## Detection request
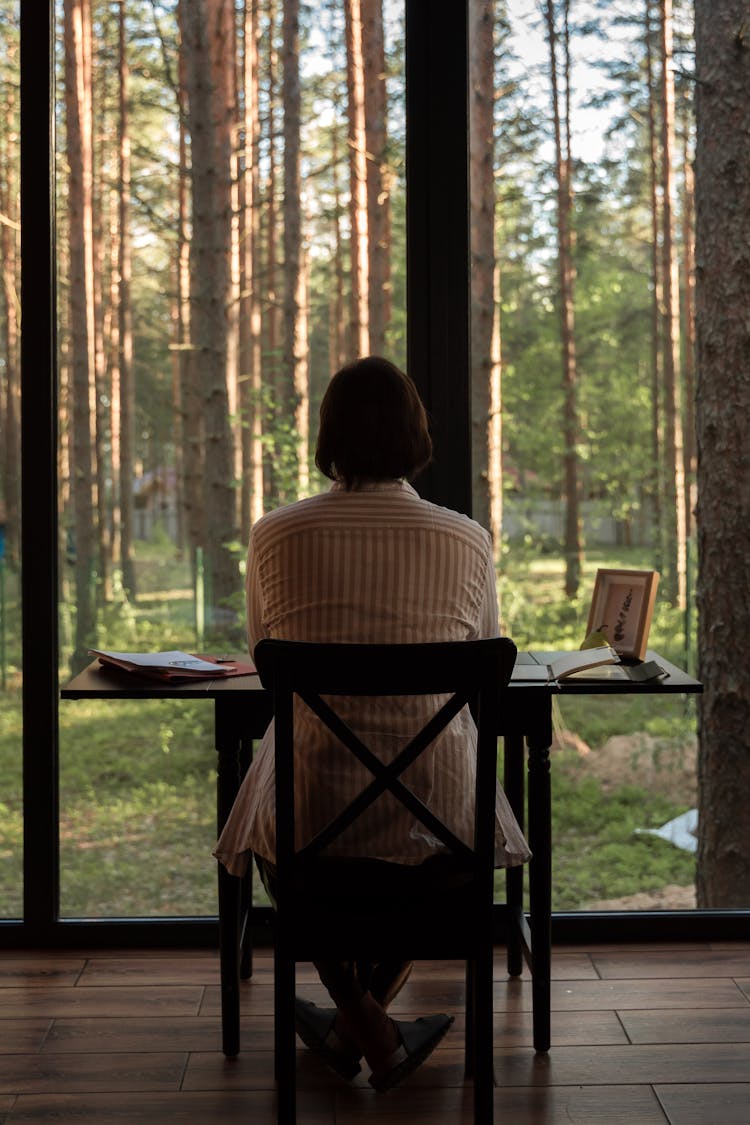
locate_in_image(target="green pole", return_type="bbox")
[195,546,205,650]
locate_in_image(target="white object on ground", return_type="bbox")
[635,808,698,853]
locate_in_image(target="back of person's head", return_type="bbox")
[315,356,433,489]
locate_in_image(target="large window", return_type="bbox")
[4,1,748,943]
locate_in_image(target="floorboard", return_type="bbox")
[1,943,748,1124]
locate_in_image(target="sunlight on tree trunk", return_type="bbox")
[64,0,99,669]
[469,0,495,535]
[658,0,687,608]
[117,0,136,601]
[345,0,370,357]
[362,0,390,354]
[545,0,581,599]
[0,35,20,567]
[644,0,663,575]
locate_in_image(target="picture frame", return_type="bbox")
[585,569,660,661]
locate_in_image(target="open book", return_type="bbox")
[513,646,621,682]
[89,649,256,681]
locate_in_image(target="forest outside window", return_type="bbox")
[54,0,405,918]
[467,0,711,911]
[4,0,746,931]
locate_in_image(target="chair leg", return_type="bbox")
[274,943,296,1123]
[464,959,475,1078]
[218,864,241,1057]
[472,946,495,1123]
[239,866,253,980]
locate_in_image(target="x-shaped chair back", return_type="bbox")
[255,637,518,887]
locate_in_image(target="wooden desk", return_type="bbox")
[62,649,701,1057]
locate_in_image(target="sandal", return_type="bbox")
[368,1012,454,1092]
[294,997,362,1081]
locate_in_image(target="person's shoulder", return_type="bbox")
[417,495,493,553]
[249,492,333,540]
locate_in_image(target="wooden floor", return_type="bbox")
[1,941,749,1123]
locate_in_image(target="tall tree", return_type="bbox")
[469,0,498,537]
[264,0,282,501]
[239,0,265,537]
[544,0,582,598]
[345,0,370,356]
[658,0,687,607]
[644,0,663,571]
[281,0,309,495]
[362,0,390,353]
[175,22,203,564]
[0,26,20,566]
[64,0,98,667]
[180,0,240,627]
[694,0,750,907]
[117,0,136,600]
[680,121,696,539]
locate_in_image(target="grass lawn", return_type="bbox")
[0,541,698,917]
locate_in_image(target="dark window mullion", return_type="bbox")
[20,0,60,937]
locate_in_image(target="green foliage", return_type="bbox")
[0,548,700,919]
[549,762,695,911]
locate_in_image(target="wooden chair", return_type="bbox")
[253,635,521,1123]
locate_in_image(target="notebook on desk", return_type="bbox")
[511,650,668,684]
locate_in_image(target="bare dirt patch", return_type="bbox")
[554,730,697,807]
[587,883,696,910]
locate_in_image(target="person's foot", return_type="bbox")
[294,997,362,1081]
[336,991,453,1091]
[367,1013,454,1091]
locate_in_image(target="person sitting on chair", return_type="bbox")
[214,355,530,1091]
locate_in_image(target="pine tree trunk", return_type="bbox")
[469,0,495,533]
[330,120,347,373]
[91,52,110,607]
[644,0,663,572]
[118,0,137,600]
[282,0,309,497]
[64,0,98,668]
[239,0,264,535]
[658,0,687,607]
[176,25,202,562]
[545,0,581,598]
[265,0,281,500]
[181,0,240,629]
[362,0,390,353]
[681,127,696,540]
[489,252,503,559]
[345,0,370,356]
[694,0,750,907]
[0,41,20,566]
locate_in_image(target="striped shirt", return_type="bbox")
[213,480,530,875]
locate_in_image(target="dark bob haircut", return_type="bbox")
[315,356,432,489]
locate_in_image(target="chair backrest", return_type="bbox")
[254,637,517,897]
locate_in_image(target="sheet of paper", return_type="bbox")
[90,649,231,674]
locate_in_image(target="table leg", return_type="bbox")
[238,725,254,981]
[216,697,245,1057]
[504,731,525,977]
[527,714,552,1054]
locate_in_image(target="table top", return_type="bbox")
[61,650,701,700]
